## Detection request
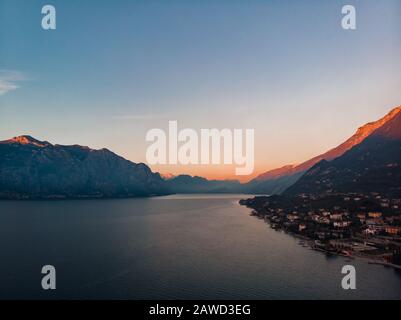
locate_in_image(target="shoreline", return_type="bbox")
[243,203,401,272]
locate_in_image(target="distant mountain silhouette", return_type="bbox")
[160,173,176,180]
[2,106,400,199]
[0,136,168,199]
[284,107,401,197]
[247,106,401,194]
[165,175,243,194]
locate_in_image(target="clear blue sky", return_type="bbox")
[1,0,400,180]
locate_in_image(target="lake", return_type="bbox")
[0,194,400,299]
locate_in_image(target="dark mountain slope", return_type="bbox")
[247,106,401,194]
[284,110,401,197]
[0,136,168,199]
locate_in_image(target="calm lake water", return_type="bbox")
[0,194,400,300]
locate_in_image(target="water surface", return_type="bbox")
[0,194,400,299]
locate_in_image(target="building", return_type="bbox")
[299,224,307,232]
[330,213,343,221]
[287,214,299,222]
[368,212,382,218]
[385,226,401,236]
[333,221,352,228]
[357,213,366,223]
[363,227,377,236]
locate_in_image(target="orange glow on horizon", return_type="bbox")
[151,164,275,183]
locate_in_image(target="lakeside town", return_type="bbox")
[240,192,401,268]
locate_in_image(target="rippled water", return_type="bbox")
[0,194,400,299]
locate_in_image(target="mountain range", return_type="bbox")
[284,105,401,197]
[165,175,243,194]
[0,136,168,199]
[246,105,401,194]
[0,105,400,199]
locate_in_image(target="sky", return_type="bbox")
[0,0,400,181]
